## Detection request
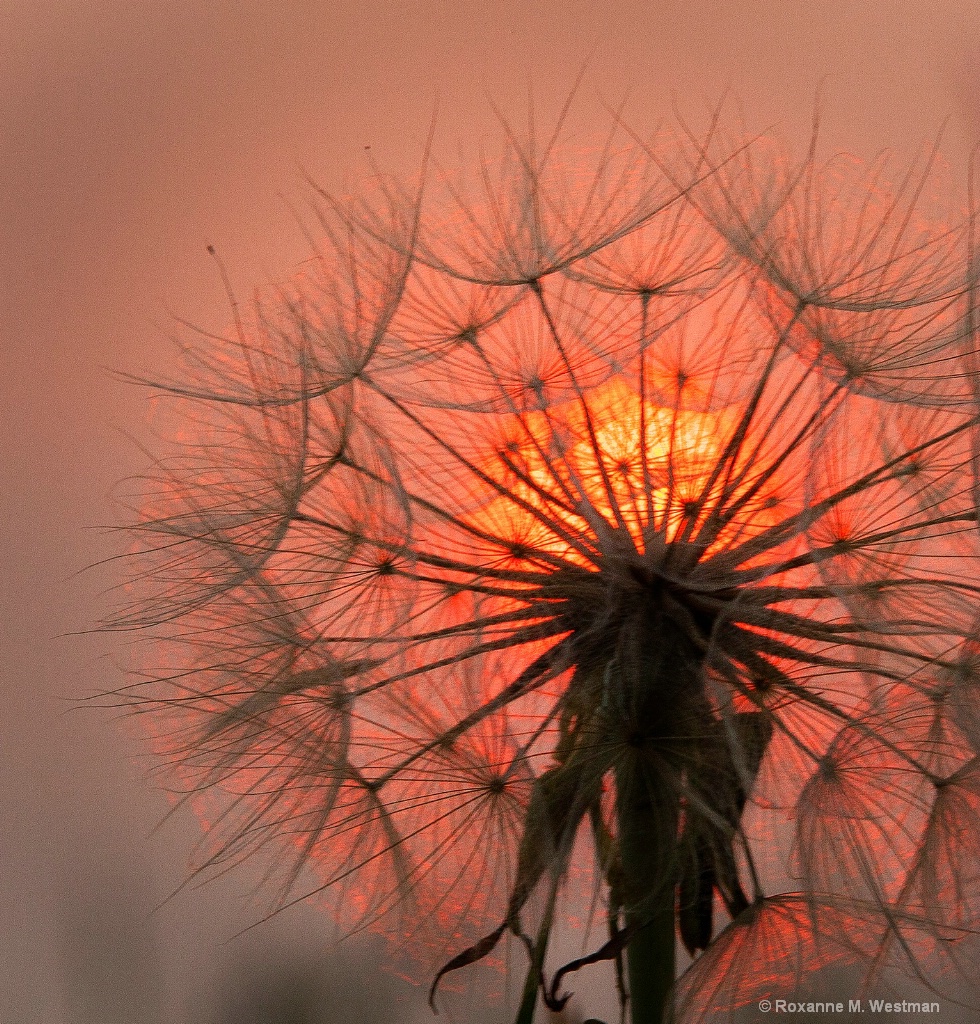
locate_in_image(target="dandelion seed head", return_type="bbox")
[113,108,980,1022]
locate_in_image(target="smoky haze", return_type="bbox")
[3,2,979,1021]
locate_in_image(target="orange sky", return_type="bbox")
[4,2,980,1020]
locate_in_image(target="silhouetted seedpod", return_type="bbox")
[111,104,980,1024]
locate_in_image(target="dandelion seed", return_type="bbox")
[112,107,980,1024]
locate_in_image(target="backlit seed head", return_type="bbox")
[112,107,980,1022]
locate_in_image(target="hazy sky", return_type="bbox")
[4,3,980,1021]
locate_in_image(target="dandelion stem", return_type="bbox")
[615,756,679,1024]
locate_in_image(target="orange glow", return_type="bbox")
[471,374,792,564]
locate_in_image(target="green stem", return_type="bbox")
[615,758,679,1024]
[514,884,557,1024]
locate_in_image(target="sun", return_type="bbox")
[470,372,796,576]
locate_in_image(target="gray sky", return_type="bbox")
[3,2,979,1021]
